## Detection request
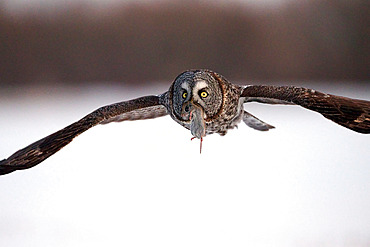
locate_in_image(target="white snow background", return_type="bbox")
[0,82,369,247]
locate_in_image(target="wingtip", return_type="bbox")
[0,159,16,175]
[259,124,275,131]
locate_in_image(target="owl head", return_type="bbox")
[168,69,228,138]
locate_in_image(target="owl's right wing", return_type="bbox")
[0,94,168,175]
[241,85,370,134]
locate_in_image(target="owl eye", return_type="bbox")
[182,92,188,99]
[199,90,208,98]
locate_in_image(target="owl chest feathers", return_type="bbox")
[204,87,245,136]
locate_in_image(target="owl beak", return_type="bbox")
[181,101,204,121]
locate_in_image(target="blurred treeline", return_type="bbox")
[0,0,369,87]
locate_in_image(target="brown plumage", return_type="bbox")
[1,69,369,175]
[241,86,370,134]
[0,96,166,175]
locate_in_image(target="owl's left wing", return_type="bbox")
[241,85,370,134]
[0,95,168,175]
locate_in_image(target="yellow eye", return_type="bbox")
[200,91,208,98]
[182,92,188,99]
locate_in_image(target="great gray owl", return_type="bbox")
[1,69,369,175]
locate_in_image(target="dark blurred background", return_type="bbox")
[0,0,369,87]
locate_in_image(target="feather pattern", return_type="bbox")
[242,85,370,133]
[242,111,275,131]
[0,95,162,175]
